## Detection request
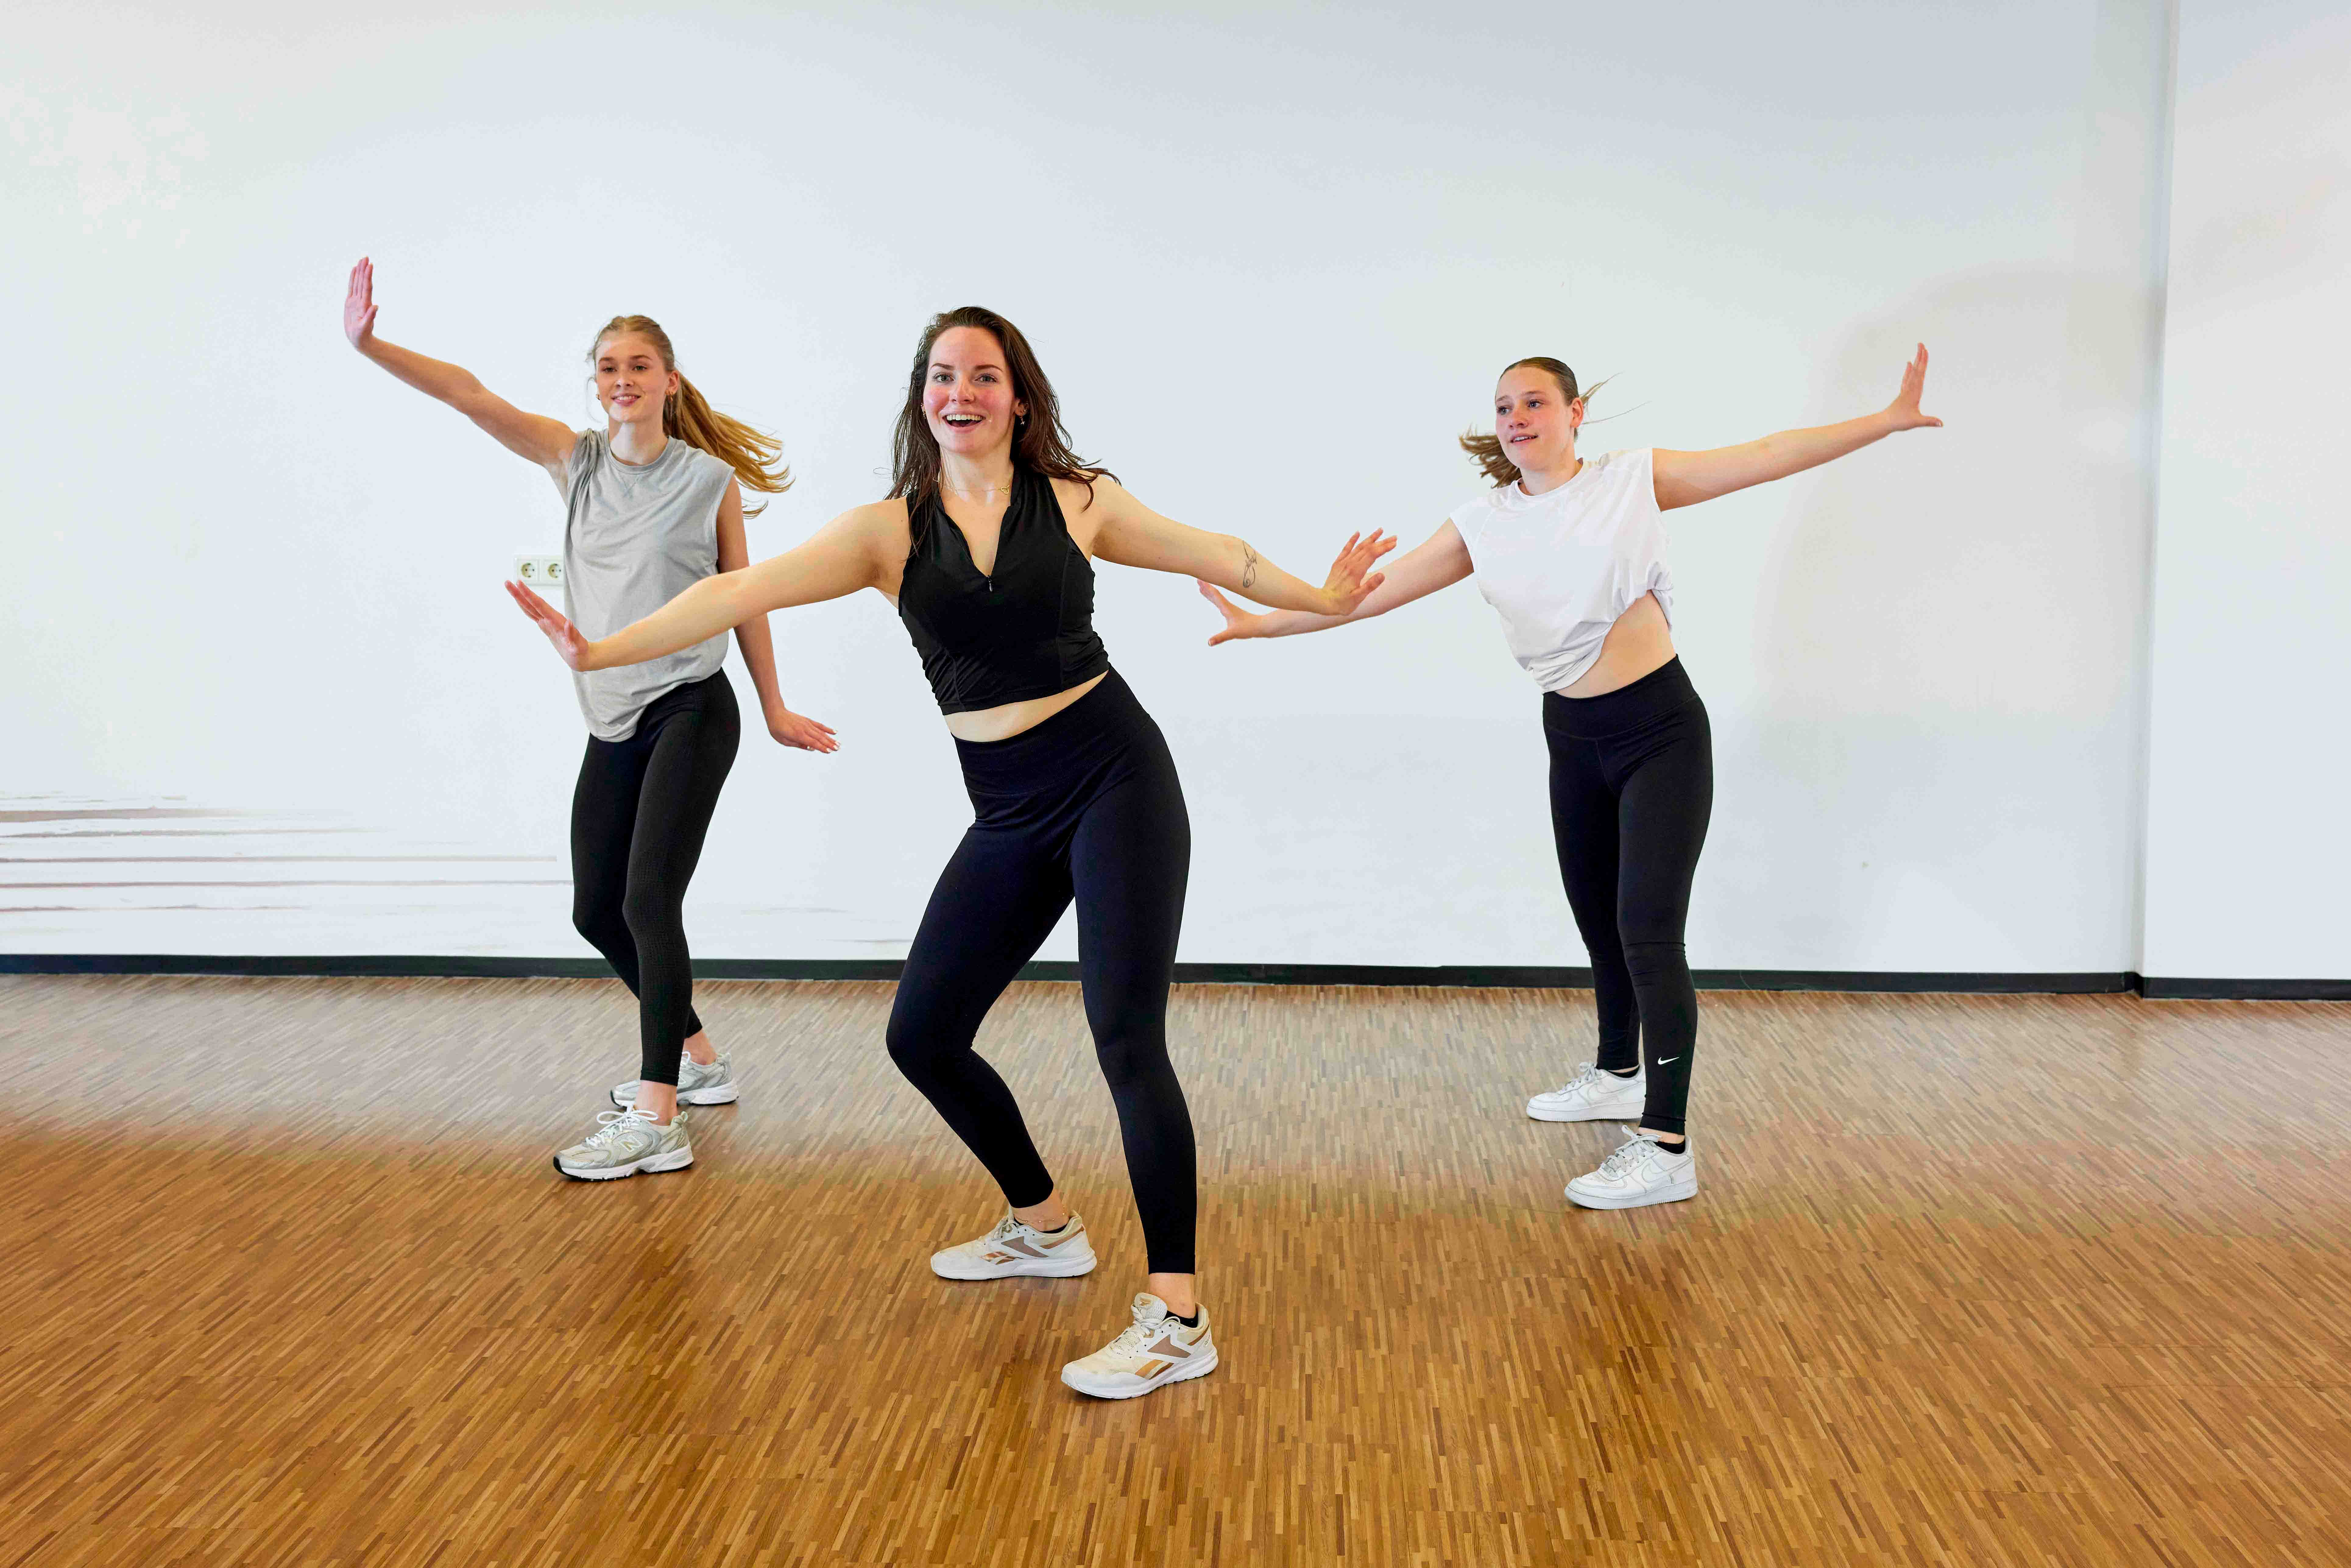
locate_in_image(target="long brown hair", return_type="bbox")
[889,306,1112,523]
[1458,356,1608,488]
[589,316,790,515]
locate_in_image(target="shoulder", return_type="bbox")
[1446,486,1503,531]
[1049,471,1121,516]
[838,497,912,539]
[1592,448,1654,481]
[569,429,602,470]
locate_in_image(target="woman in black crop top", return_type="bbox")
[506,304,1395,1401]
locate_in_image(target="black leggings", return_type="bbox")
[1544,658,1713,1135]
[886,670,1198,1274]
[570,669,739,1086]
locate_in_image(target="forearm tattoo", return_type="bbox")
[1240,542,1259,591]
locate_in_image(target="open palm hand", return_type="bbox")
[1886,343,1941,431]
[504,579,593,670]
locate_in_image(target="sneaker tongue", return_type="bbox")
[1131,1292,1169,1324]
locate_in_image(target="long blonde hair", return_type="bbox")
[589,315,790,514]
[1458,357,1609,488]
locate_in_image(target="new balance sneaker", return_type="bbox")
[1526,1062,1646,1122]
[1061,1293,1218,1400]
[929,1212,1098,1280]
[553,1105,693,1181]
[612,1050,739,1108]
[1564,1129,1697,1210]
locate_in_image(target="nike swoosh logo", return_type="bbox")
[1656,1057,1679,1065]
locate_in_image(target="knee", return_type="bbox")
[885,1000,954,1079]
[1618,937,1689,987]
[572,894,623,948]
[1091,1026,1172,1092]
[620,883,680,945]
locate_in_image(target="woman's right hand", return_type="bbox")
[1196,581,1268,646]
[343,257,379,349]
[504,580,596,671]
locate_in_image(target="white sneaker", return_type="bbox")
[613,1050,739,1108]
[1526,1062,1646,1122]
[1061,1293,1219,1400]
[1565,1129,1697,1210]
[554,1105,693,1181]
[930,1212,1098,1280]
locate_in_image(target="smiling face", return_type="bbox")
[923,326,1026,462]
[593,332,679,429]
[1493,364,1583,478]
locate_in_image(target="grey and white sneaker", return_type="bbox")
[612,1051,739,1108]
[1565,1129,1696,1210]
[1526,1062,1645,1122]
[553,1105,694,1181]
[1061,1293,1218,1400]
[930,1212,1098,1280]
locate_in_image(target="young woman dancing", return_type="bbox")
[343,258,836,1181]
[506,305,1391,1398]
[1199,347,1942,1209]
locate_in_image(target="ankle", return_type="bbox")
[1013,1199,1070,1233]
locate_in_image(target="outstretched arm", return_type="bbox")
[507,503,893,672]
[715,482,838,753]
[1197,520,1472,644]
[1082,478,1395,616]
[343,257,577,479]
[1651,343,1942,511]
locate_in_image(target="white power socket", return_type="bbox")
[512,553,565,592]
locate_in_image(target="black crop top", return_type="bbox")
[898,468,1111,714]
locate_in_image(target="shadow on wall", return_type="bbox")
[1723,267,2159,968]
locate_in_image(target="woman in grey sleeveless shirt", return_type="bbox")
[343,258,835,1180]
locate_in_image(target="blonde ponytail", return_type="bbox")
[1458,357,1607,488]
[590,316,791,515]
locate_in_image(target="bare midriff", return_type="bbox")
[943,671,1109,743]
[1556,592,1676,698]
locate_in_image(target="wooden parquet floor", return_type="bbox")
[2,975,2347,1566]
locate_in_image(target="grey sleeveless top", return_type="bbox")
[560,430,733,740]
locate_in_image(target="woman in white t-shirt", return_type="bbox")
[1198,348,1941,1209]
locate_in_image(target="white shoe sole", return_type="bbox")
[1526,1098,1643,1123]
[1062,1346,1220,1400]
[555,1147,695,1181]
[612,1081,739,1107]
[931,1250,1097,1281]
[1564,1176,1697,1210]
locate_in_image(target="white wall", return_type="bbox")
[2142,0,2351,981]
[4,0,2179,970]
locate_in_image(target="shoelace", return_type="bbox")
[1551,1062,1604,1096]
[1596,1132,1664,1178]
[1105,1300,1173,1357]
[585,1105,661,1147]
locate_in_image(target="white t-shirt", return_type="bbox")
[1446,448,1673,694]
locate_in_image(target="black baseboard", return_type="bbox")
[4,954,2340,999]
[2139,975,2351,1001]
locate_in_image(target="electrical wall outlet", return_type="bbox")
[512,553,565,592]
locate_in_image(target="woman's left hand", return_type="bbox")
[1318,530,1398,616]
[1885,343,1943,432]
[504,580,595,670]
[765,704,839,753]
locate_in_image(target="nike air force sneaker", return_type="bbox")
[1564,1129,1697,1210]
[930,1212,1098,1280]
[1526,1062,1646,1122]
[1061,1293,1219,1400]
[553,1105,694,1181]
[612,1051,739,1108]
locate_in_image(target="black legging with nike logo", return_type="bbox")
[1543,657,1713,1135]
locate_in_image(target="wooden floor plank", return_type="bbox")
[3,975,2347,1566]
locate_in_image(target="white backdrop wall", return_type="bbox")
[2142,0,2351,981]
[5,0,2182,970]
